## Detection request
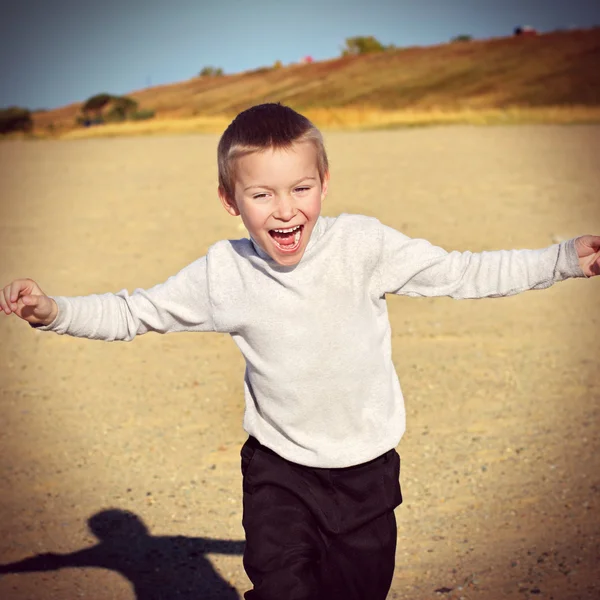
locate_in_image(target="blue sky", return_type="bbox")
[1,0,599,110]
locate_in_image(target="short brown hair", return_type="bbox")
[217,103,328,201]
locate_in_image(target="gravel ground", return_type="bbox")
[0,125,599,599]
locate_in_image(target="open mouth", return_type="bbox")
[268,224,304,252]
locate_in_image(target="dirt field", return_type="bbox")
[0,126,599,599]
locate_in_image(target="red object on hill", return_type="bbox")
[514,26,538,36]
[300,55,314,64]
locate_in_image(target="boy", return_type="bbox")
[1,103,599,600]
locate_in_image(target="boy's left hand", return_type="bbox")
[574,235,600,277]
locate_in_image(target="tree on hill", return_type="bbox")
[341,36,388,56]
[82,93,113,112]
[77,94,148,126]
[199,66,224,77]
[105,96,139,121]
[0,107,33,134]
[451,34,473,42]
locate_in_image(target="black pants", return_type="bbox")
[240,436,402,600]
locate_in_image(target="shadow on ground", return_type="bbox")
[0,508,245,599]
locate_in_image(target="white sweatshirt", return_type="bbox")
[38,214,585,467]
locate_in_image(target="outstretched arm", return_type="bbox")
[0,547,100,574]
[375,224,593,299]
[0,256,216,341]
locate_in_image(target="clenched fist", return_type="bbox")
[0,279,58,326]
[575,235,600,277]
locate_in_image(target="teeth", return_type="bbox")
[294,229,300,244]
[272,225,301,233]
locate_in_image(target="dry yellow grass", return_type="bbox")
[60,115,231,140]
[52,105,600,140]
[304,105,600,129]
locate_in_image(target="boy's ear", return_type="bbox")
[321,171,330,200]
[218,186,240,216]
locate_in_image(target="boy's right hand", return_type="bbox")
[0,279,58,326]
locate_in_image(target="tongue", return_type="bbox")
[271,231,296,246]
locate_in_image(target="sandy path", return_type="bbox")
[0,126,599,599]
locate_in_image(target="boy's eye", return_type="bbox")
[294,186,310,193]
[252,193,269,199]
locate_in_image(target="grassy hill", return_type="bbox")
[34,27,600,135]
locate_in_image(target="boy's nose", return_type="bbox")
[274,194,296,220]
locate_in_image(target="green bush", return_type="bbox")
[451,34,473,43]
[114,96,138,112]
[105,96,139,122]
[105,106,126,122]
[199,66,224,77]
[129,109,155,121]
[0,107,33,134]
[341,36,387,56]
[77,94,142,125]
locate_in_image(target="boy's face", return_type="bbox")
[219,141,328,266]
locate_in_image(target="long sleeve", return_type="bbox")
[375,223,586,299]
[35,256,216,341]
